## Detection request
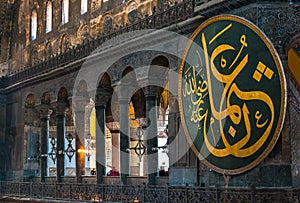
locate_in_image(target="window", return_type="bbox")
[31,9,37,40]
[81,0,88,14]
[62,0,69,24]
[46,1,52,33]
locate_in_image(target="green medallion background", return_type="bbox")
[179,15,286,174]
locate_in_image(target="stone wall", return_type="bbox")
[1,1,300,187]
[8,0,170,71]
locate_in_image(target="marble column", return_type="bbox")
[95,104,105,184]
[95,87,112,184]
[106,122,120,173]
[73,105,85,182]
[111,131,120,171]
[39,105,52,182]
[168,95,179,168]
[75,109,85,182]
[119,98,130,184]
[56,101,68,182]
[143,86,159,185]
[73,96,89,183]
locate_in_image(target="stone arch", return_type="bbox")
[23,93,40,174]
[57,87,73,127]
[30,47,39,65]
[59,33,71,53]
[125,0,140,24]
[146,55,170,129]
[25,93,36,108]
[125,0,139,9]
[98,72,112,88]
[45,41,53,59]
[57,87,69,102]
[76,80,88,96]
[100,14,113,33]
[150,55,170,68]
[121,66,136,83]
[41,92,51,105]
[77,24,90,44]
[131,89,146,122]
[148,55,170,91]
[96,72,113,120]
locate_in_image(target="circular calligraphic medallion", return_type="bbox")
[178,15,286,174]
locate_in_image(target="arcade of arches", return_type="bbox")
[1,0,300,188]
[22,55,178,185]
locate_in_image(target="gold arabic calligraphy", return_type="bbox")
[182,23,275,158]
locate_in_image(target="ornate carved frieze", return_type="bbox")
[233,3,300,57]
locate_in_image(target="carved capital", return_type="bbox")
[38,104,53,119]
[118,97,130,106]
[142,86,161,98]
[113,82,136,101]
[56,101,69,115]
[95,87,113,106]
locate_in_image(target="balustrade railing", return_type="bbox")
[0,181,299,202]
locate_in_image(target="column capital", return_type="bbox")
[72,95,89,113]
[118,97,130,105]
[56,101,69,116]
[95,87,113,107]
[113,82,137,101]
[37,104,52,119]
[142,86,161,98]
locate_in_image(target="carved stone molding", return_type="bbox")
[38,104,53,119]
[142,85,162,98]
[95,87,113,106]
[56,101,69,116]
[113,82,137,101]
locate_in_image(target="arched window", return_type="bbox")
[46,1,52,33]
[31,9,37,40]
[62,0,69,24]
[60,34,70,53]
[103,16,113,33]
[81,0,88,14]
